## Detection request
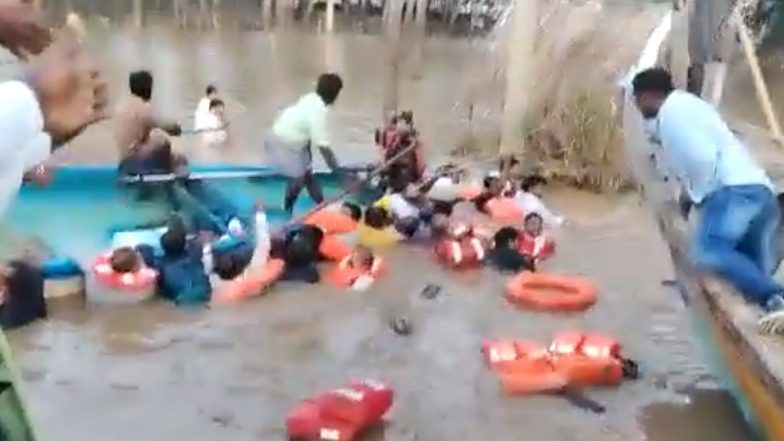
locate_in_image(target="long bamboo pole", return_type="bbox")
[734,7,784,143]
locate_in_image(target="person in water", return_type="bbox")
[140,217,211,305]
[195,99,228,147]
[204,201,271,289]
[518,212,556,263]
[0,260,46,330]
[358,205,404,247]
[114,70,183,175]
[515,175,565,228]
[632,67,784,333]
[490,226,534,273]
[194,84,218,129]
[266,73,347,215]
[275,225,323,284]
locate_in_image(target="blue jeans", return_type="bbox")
[169,182,239,234]
[692,185,783,306]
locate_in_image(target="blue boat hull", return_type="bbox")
[4,165,345,278]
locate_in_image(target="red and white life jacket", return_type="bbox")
[286,379,394,441]
[435,236,487,269]
[517,232,556,262]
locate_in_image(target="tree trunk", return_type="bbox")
[382,0,404,118]
[133,0,144,28]
[499,0,537,156]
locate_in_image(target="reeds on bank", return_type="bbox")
[487,2,664,191]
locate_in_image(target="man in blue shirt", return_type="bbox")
[632,68,784,333]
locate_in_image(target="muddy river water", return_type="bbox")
[0,2,765,440]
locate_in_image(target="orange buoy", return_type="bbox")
[505,272,597,312]
[212,258,285,304]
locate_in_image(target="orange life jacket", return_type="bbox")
[487,332,629,395]
[327,254,386,288]
[517,232,556,262]
[304,209,358,236]
[434,236,487,269]
[547,332,624,387]
[485,197,524,223]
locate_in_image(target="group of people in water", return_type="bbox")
[97,72,565,305]
[0,4,784,336]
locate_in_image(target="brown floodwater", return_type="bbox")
[0,3,761,441]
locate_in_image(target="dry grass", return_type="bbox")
[484,1,664,191]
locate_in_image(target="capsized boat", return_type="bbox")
[3,164,349,279]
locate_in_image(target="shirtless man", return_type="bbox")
[113,70,183,175]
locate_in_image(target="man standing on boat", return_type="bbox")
[113,70,183,175]
[632,67,784,333]
[265,73,346,215]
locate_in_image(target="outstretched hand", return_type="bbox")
[35,38,109,147]
[0,3,51,59]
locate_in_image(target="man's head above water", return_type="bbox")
[129,70,153,101]
[632,67,674,120]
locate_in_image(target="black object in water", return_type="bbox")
[390,317,413,336]
[559,388,606,414]
[420,284,442,299]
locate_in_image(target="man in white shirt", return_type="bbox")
[194,84,218,130]
[632,68,784,332]
[265,73,345,215]
[0,33,107,218]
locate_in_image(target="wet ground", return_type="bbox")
[0,3,763,440]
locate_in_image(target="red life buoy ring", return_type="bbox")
[505,272,597,312]
[92,252,157,292]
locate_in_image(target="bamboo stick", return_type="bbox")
[733,7,784,144]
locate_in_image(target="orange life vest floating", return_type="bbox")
[286,379,394,441]
[481,339,548,370]
[326,255,386,289]
[92,252,157,291]
[517,232,556,262]
[547,331,627,388]
[212,258,285,305]
[485,332,637,395]
[505,271,597,312]
[485,197,524,223]
[304,209,358,236]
